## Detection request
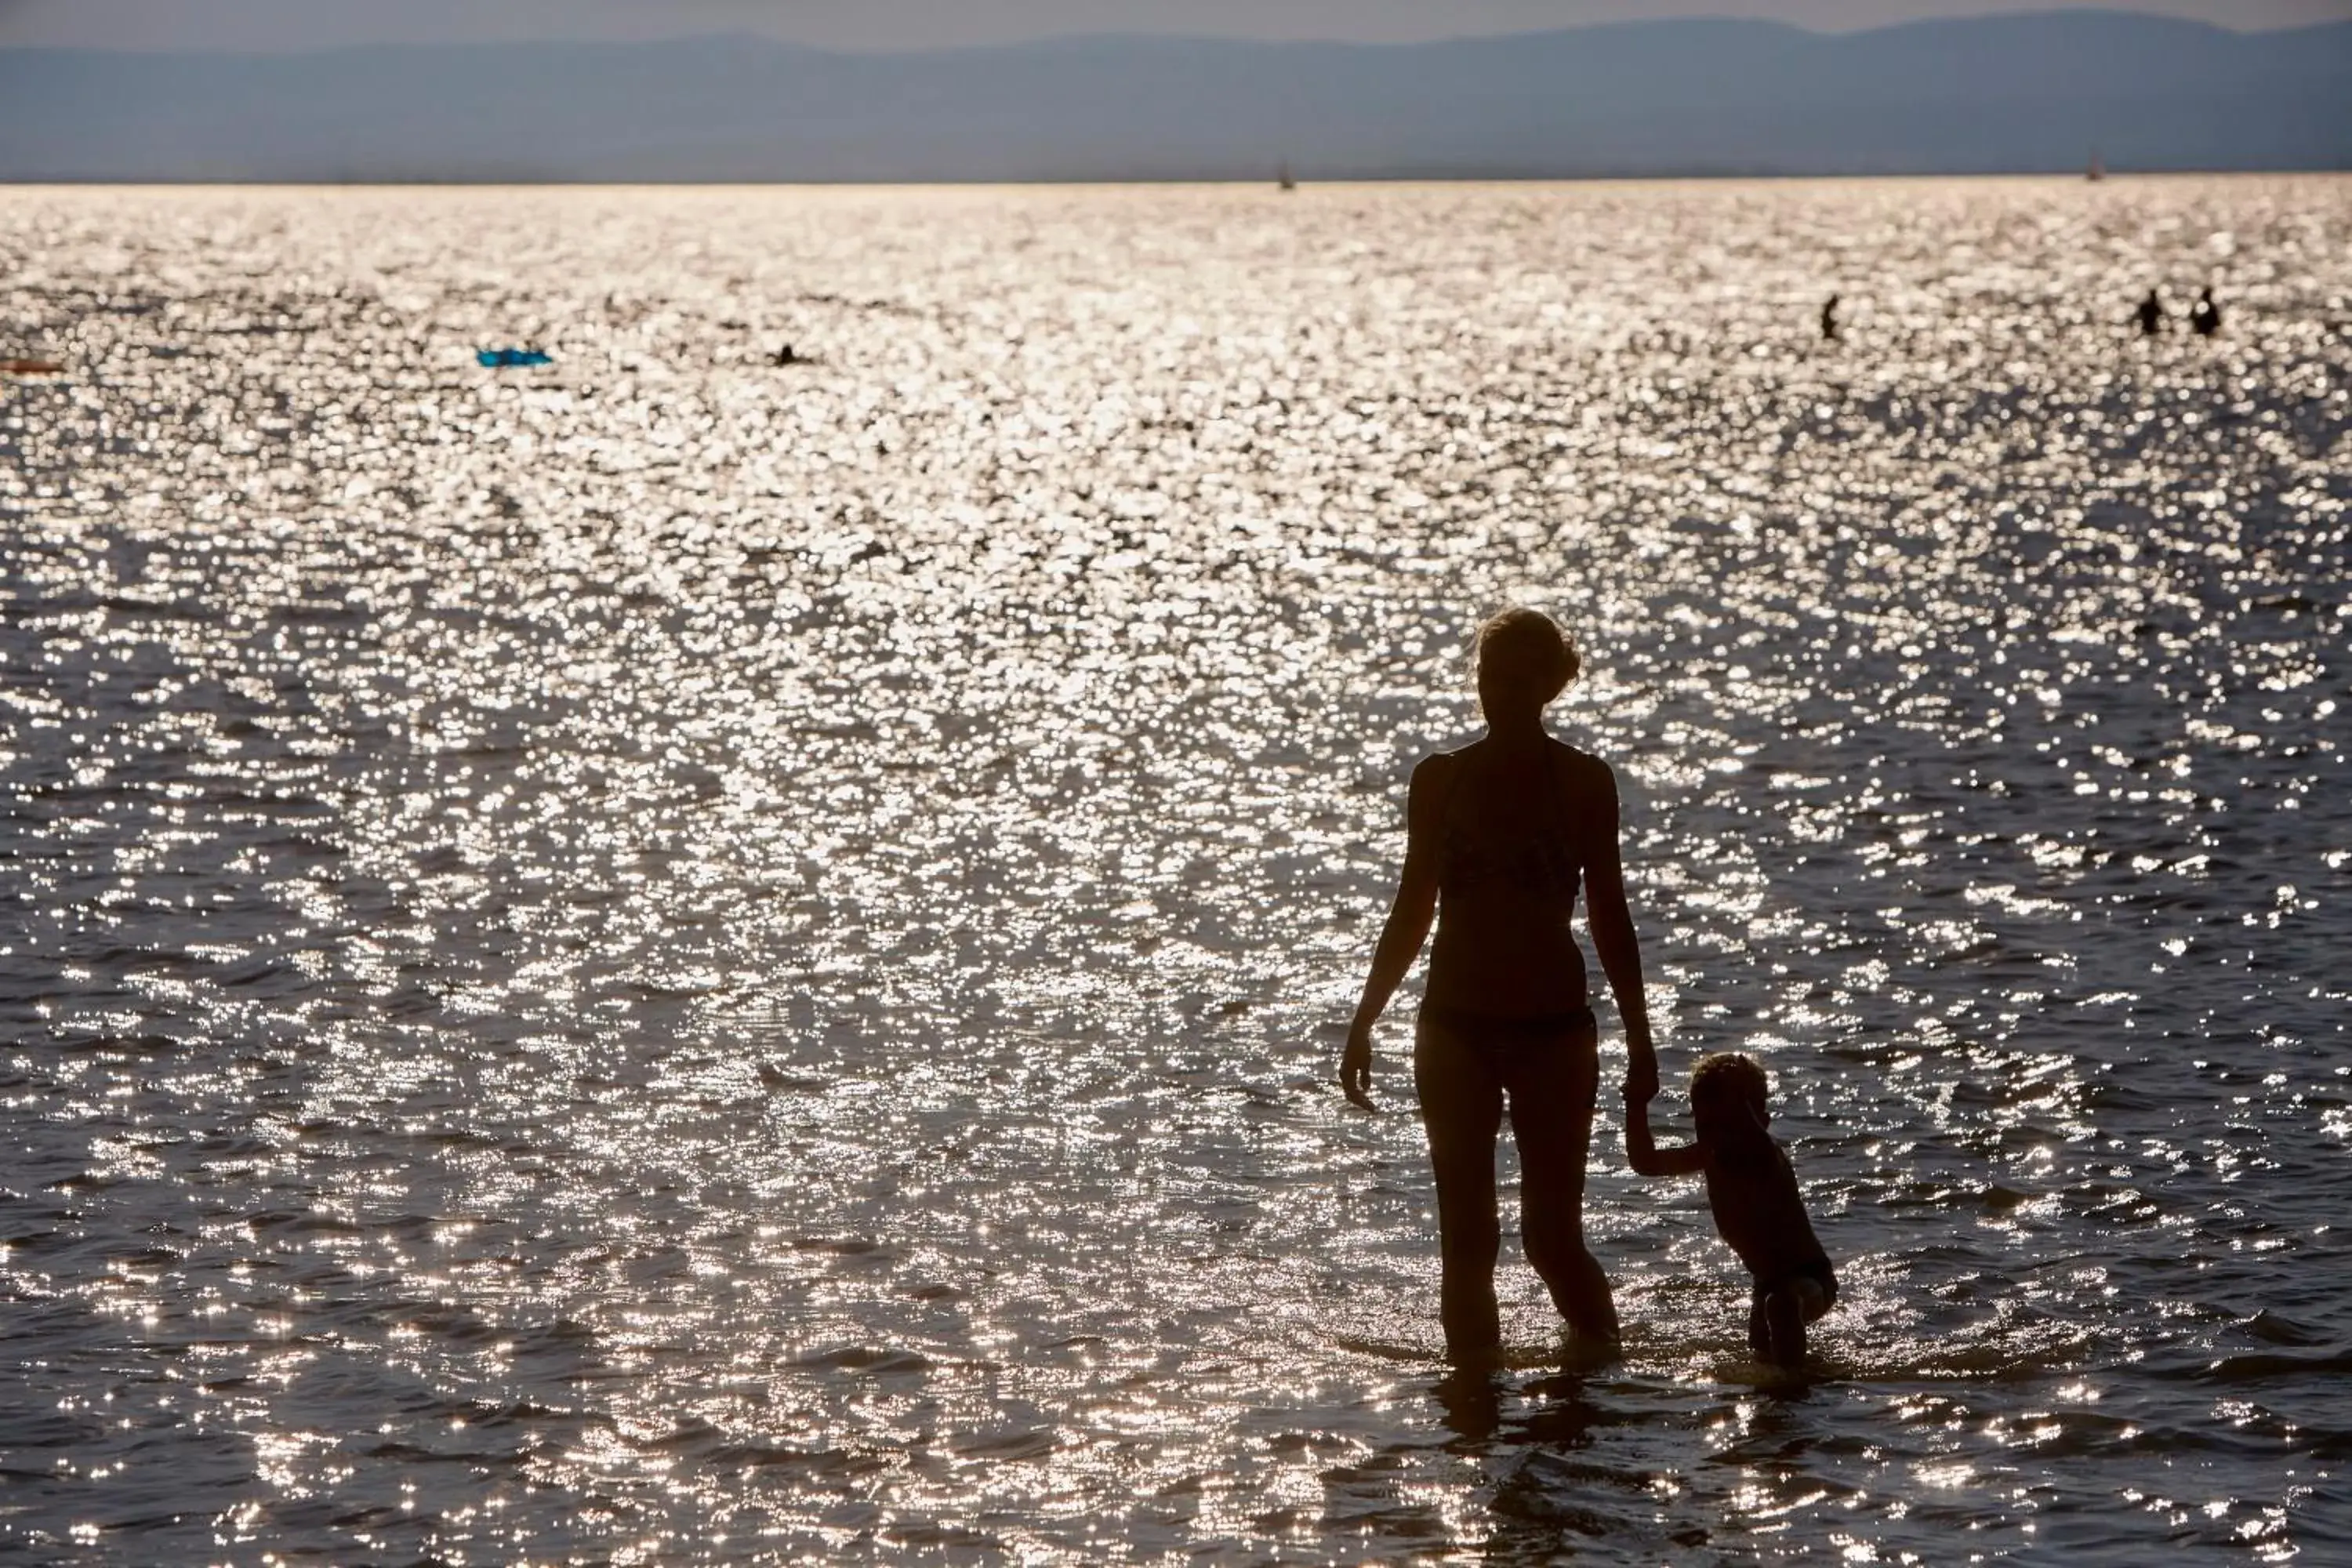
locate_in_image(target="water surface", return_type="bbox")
[2,178,2348,1563]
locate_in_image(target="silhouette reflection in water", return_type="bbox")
[1427,1368,1662,1552]
[1343,608,1658,1362]
[1434,1365,1609,1448]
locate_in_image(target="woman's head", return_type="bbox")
[1474,607,1581,720]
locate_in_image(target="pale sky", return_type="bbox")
[3,0,2348,53]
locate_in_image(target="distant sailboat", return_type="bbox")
[1278,161,1296,192]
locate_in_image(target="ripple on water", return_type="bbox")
[1,177,2348,1563]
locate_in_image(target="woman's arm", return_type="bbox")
[1340,754,1446,1110]
[1622,1088,1706,1178]
[1583,758,1660,1103]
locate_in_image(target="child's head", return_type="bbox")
[1690,1052,1771,1142]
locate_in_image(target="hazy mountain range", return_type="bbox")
[2,11,2347,182]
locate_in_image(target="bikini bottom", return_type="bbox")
[1415,1004,1598,1056]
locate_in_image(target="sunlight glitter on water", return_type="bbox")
[2,177,2349,1563]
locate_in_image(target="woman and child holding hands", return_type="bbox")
[1341,608,1835,1367]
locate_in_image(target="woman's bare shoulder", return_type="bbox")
[1406,747,1464,791]
[1405,749,1468,829]
[1412,744,1479,780]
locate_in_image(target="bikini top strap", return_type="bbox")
[1439,745,1479,837]
[1547,742,1583,858]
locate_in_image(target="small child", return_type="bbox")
[1625,1053,1835,1367]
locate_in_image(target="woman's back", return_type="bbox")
[1423,737,1608,1019]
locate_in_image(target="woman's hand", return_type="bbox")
[1621,1040,1660,1105]
[1341,1018,1379,1111]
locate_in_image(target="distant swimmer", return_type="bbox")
[1624,1052,1836,1367]
[772,343,801,366]
[2190,287,2223,338]
[1820,295,1840,342]
[2135,289,2165,337]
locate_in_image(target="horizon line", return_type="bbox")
[8,170,2346,192]
[5,7,2344,60]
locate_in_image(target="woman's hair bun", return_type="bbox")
[1475,607,1580,704]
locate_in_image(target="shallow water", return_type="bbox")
[2,177,2347,1563]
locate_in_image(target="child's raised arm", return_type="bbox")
[1623,1088,1706,1178]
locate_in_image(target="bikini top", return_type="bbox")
[1436,746,1584,908]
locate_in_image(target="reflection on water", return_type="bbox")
[2,178,2347,1563]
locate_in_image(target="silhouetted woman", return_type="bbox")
[1341,608,1658,1360]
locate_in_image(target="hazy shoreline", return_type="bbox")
[6,13,2347,183]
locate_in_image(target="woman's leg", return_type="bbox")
[1505,1029,1620,1345]
[1414,1015,1504,1361]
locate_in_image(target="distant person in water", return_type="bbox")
[1341,608,1659,1361]
[2135,289,2166,336]
[1624,1053,1835,1367]
[2191,287,2223,338]
[1820,295,1840,342]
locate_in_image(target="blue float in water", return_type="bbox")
[477,348,553,368]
